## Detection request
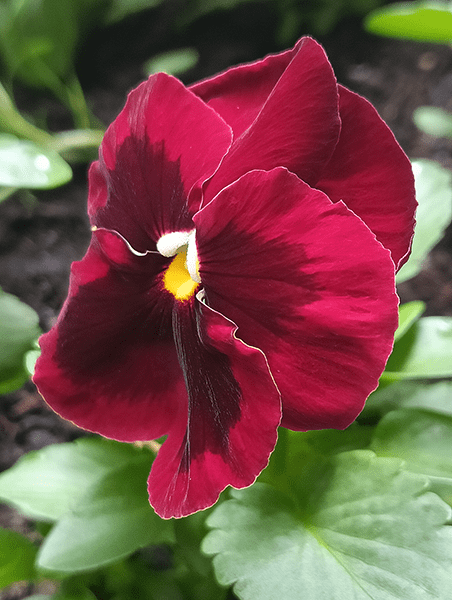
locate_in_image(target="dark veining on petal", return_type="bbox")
[55,251,174,393]
[199,221,323,338]
[95,138,193,252]
[172,300,242,468]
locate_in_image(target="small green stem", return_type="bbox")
[0,82,55,148]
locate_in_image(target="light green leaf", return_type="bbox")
[383,316,452,380]
[413,106,452,138]
[0,437,143,521]
[144,48,199,77]
[0,135,72,189]
[364,1,452,43]
[0,288,40,394]
[37,457,174,572]
[0,527,37,587]
[395,301,425,340]
[203,451,452,600]
[365,380,452,417]
[371,409,452,505]
[397,160,452,283]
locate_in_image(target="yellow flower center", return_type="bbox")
[158,231,201,301]
[163,249,199,301]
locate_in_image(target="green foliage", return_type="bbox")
[0,288,41,394]
[0,134,72,190]
[0,527,37,588]
[203,452,452,600]
[37,456,174,572]
[144,49,200,78]
[371,409,452,504]
[394,301,425,340]
[397,160,452,283]
[413,106,452,138]
[0,437,145,521]
[383,316,452,381]
[365,1,452,43]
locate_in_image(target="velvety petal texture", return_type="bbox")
[316,86,416,268]
[202,37,341,203]
[149,300,280,518]
[34,36,416,519]
[89,73,232,253]
[195,168,399,430]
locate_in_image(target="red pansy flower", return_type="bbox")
[34,37,416,519]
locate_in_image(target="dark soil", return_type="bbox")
[1,5,452,598]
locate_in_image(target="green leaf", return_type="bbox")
[395,301,425,341]
[143,48,199,77]
[37,456,174,572]
[0,437,143,521]
[383,316,452,380]
[371,409,452,505]
[364,1,452,43]
[365,380,452,418]
[0,288,41,394]
[0,527,37,587]
[413,106,452,138]
[0,135,72,189]
[397,160,452,283]
[203,451,452,600]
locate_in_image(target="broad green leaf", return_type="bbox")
[397,160,452,283]
[413,106,452,138]
[0,527,37,587]
[371,409,452,505]
[0,437,143,521]
[0,288,40,394]
[364,1,452,43]
[383,316,452,380]
[37,457,174,572]
[394,301,425,340]
[203,451,452,600]
[365,380,452,417]
[144,48,199,77]
[0,135,72,189]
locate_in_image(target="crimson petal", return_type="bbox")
[316,85,416,268]
[89,73,232,253]
[148,299,281,519]
[34,229,187,442]
[194,168,399,431]
[202,37,340,203]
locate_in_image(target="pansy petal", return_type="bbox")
[89,73,232,252]
[194,168,399,431]
[317,85,416,268]
[203,37,340,203]
[190,43,301,140]
[34,229,187,442]
[148,299,281,519]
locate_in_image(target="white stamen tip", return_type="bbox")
[186,230,201,283]
[157,231,192,257]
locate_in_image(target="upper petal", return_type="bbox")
[33,229,187,442]
[194,168,399,431]
[190,42,301,140]
[316,85,416,269]
[202,37,341,203]
[89,73,233,253]
[148,298,281,519]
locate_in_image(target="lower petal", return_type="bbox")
[148,298,281,518]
